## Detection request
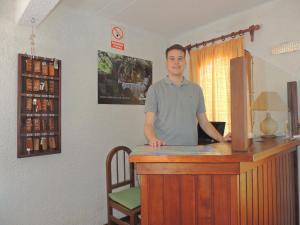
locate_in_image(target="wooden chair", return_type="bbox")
[106,146,141,225]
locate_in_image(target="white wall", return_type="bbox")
[0,4,167,225]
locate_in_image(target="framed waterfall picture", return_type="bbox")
[98,50,152,105]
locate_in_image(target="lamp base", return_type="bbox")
[261,134,277,138]
[260,112,278,137]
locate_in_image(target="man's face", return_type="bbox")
[166,49,186,77]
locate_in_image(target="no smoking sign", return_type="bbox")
[111,25,125,50]
[112,26,124,40]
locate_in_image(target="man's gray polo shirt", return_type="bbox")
[145,76,206,145]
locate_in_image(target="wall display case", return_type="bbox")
[17,54,61,158]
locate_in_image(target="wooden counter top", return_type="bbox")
[129,137,300,163]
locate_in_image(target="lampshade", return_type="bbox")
[252,91,286,111]
[252,91,286,138]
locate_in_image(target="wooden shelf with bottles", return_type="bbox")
[17,54,61,158]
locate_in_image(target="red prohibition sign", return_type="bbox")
[112,26,124,40]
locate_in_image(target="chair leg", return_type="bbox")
[107,205,113,225]
[130,214,136,225]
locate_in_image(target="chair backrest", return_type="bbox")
[106,146,135,194]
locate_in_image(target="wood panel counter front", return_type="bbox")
[129,137,300,225]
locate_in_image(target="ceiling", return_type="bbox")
[57,0,274,38]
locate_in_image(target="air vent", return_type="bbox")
[272,41,300,55]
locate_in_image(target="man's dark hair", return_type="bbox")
[165,44,186,58]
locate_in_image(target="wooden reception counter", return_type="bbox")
[129,137,300,225]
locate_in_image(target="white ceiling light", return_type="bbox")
[272,41,300,55]
[16,0,61,26]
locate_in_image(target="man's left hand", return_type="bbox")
[223,132,231,142]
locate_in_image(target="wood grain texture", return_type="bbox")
[246,170,253,225]
[258,165,264,225]
[282,154,287,225]
[286,154,291,225]
[197,175,212,225]
[271,158,277,225]
[292,151,298,225]
[240,173,247,225]
[163,175,180,225]
[230,175,239,225]
[263,163,269,225]
[279,154,285,225]
[130,138,300,163]
[287,81,299,135]
[136,162,240,175]
[289,153,296,225]
[267,160,273,225]
[138,145,298,225]
[140,175,149,225]
[180,175,196,225]
[275,156,281,225]
[148,175,164,225]
[230,56,249,151]
[213,176,231,225]
[252,167,258,225]
[294,151,300,225]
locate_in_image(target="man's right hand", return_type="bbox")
[144,112,166,147]
[148,138,166,147]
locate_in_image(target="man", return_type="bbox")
[144,44,230,147]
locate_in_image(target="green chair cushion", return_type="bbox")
[109,187,140,209]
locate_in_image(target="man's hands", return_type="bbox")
[221,132,231,142]
[144,112,166,147]
[148,137,166,147]
[197,113,232,143]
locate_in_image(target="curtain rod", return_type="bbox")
[185,24,260,52]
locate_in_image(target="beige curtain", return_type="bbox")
[189,37,245,133]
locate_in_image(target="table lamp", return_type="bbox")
[252,91,286,138]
